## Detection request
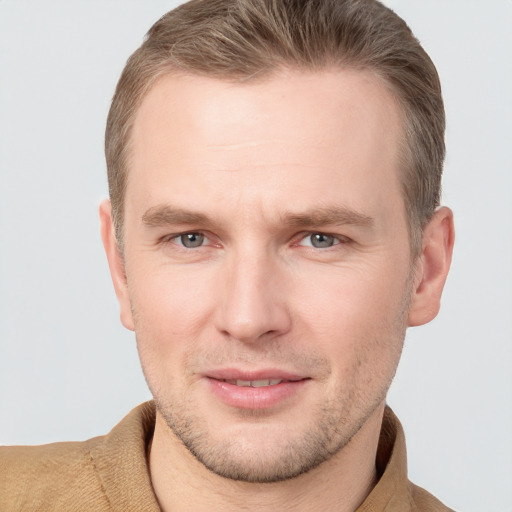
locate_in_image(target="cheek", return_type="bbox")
[295,262,408,332]
[292,263,409,375]
[128,266,215,360]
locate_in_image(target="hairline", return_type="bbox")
[115,64,424,257]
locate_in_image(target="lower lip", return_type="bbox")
[206,378,309,410]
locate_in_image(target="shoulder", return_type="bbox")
[409,481,455,512]
[0,436,111,511]
[366,406,456,512]
[0,402,157,512]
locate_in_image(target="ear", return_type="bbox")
[408,206,455,327]
[99,200,135,331]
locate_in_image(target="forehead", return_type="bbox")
[127,68,405,226]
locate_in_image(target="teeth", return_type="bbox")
[226,379,283,387]
[251,379,282,387]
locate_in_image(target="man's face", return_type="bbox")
[117,69,417,482]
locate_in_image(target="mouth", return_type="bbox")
[204,370,310,409]
[220,378,302,387]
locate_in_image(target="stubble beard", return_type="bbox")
[142,329,408,483]
[136,274,413,484]
[152,383,389,483]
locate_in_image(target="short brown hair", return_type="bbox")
[105,0,445,254]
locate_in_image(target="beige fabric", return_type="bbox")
[0,403,160,512]
[0,403,454,511]
[355,409,454,512]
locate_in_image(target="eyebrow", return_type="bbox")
[142,205,210,227]
[282,206,374,229]
[141,204,374,229]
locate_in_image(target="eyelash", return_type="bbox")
[163,232,214,249]
[295,232,349,249]
[163,231,350,250]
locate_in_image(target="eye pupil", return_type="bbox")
[180,233,204,248]
[311,233,334,248]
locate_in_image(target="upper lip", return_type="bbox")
[204,368,307,382]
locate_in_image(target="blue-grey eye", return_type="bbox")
[297,233,340,248]
[179,233,205,248]
[307,233,337,248]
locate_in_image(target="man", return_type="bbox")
[0,0,455,510]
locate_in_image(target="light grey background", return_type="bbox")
[1,1,511,511]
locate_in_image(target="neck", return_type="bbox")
[149,404,385,512]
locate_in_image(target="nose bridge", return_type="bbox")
[215,242,291,343]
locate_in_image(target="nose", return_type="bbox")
[214,250,292,344]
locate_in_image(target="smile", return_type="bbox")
[206,375,309,409]
[222,379,284,387]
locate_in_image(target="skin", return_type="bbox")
[100,68,454,512]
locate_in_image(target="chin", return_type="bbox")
[153,391,383,484]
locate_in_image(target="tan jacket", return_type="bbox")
[0,403,454,511]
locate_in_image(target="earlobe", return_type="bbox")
[408,207,455,327]
[99,200,135,331]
